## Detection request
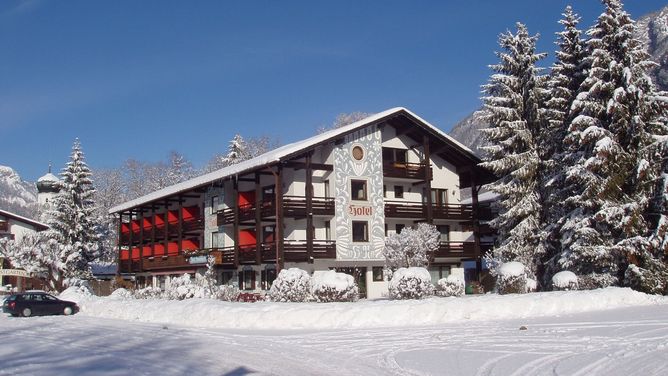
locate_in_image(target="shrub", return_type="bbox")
[577,273,617,290]
[551,270,579,291]
[497,261,528,295]
[388,267,434,300]
[268,268,311,302]
[311,270,359,302]
[214,284,240,301]
[133,286,163,299]
[109,288,133,299]
[435,275,465,297]
[625,264,668,295]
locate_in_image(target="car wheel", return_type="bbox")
[63,306,73,316]
[22,308,32,317]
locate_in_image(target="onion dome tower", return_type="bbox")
[36,164,60,206]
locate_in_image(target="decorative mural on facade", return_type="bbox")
[333,125,385,260]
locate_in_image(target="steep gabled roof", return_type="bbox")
[0,209,49,231]
[110,107,482,214]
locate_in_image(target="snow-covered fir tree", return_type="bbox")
[224,134,250,166]
[558,0,668,288]
[46,139,100,285]
[479,22,548,281]
[540,6,588,283]
[166,151,195,186]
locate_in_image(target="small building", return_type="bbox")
[110,108,495,298]
[0,209,49,292]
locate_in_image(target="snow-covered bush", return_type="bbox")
[109,288,133,299]
[388,267,434,300]
[551,271,579,291]
[268,268,311,302]
[496,261,528,295]
[625,264,668,296]
[576,273,617,290]
[213,284,240,302]
[383,223,439,278]
[311,270,359,303]
[435,275,465,297]
[59,283,94,301]
[133,286,162,299]
[526,278,537,293]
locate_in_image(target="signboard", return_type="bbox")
[0,269,30,277]
[188,256,208,265]
[347,205,372,217]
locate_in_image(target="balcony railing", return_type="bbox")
[432,241,494,258]
[217,196,335,225]
[383,162,430,179]
[118,251,208,273]
[120,217,205,245]
[210,240,337,266]
[384,201,494,221]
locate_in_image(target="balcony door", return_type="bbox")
[431,189,448,206]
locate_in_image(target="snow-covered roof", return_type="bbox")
[0,209,49,230]
[37,172,59,182]
[110,107,478,214]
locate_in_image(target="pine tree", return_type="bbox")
[47,138,100,285]
[479,23,548,280]
[224,134,249,166]
[540,6,588,284]
[558,0,668,288]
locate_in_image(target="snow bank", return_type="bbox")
[71,287,668,331]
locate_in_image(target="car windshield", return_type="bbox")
[43,294,58,301]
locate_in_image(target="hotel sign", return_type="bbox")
[0,269,30,277]
[347,205,372,217]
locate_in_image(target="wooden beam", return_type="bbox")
[283,161,333,171]
[471,173,482,279]
[305,153,314,263]
[164,199,169,261]
[139,210,144,272]
[276,166,284,271]
[255,172,262,265]
[117,212,123,276]
[178,195,183,255]
[424,135,433,224]
[233,179,240,268]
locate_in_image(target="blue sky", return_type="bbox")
[1,0,665,181]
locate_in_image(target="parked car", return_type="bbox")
[2,292,79,317]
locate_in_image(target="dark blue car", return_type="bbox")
[2,292,79,317]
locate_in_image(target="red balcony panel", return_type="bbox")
[131,247,140,260]
[142,245,152,257]
[182,205,200,221]
[167,242,179,255]
[154,213,165,227]
[167,210,179,224]
[121,223,130,234]
[181,239,199,251]
[154,244,165,256]
[142,217,152,229]
[239,191,255,207]
[120,249,130,260]
[131,220,140,232]
[239,229,256,246]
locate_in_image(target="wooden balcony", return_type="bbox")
[383,162,430,179]
[384,201,472,220]
[211,240,337,266]
[118,252,208,273]
[217,196,334,225]
[432,241,494,258]
[120,217,204,246]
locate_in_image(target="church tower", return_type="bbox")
[36,164,60,207]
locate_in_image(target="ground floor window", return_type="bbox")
[352,221,369,242]
[240,268,255,290]
[372,266,384,282]
[429,265,451,283]
[221,271,234,285]
[261,267,277,290]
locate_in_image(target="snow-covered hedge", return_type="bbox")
[268,268,311,302]
[311,270,359,303]
[435,275,465,297]
[133,286,163,299]
[388,267,434,300]
[497,261,529,295]
[577,273,617,290]
[625,264,668,295]
[552,271,579,291]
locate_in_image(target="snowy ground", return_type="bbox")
[1,288,667,375]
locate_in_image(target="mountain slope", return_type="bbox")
[0,165,38,219]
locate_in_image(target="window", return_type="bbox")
[211,232,219,248]
[211,195,219,212]
[352,145,365,160]
[437,225,450,242]
[429,265,451,283]
[261,267,277,290]
[351,180,367,201]
[262,185,275,200]
[325,220,331,240]
[221,271,234,285]
[263,225,275,243]
[240,268,255,290]
[395,224,405,234]
[352,221,369,242]
[382,147,407,164]
[431,189,448,206]
[324,180,330,198]
[394,185,404,199]
[372,267,384,282]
